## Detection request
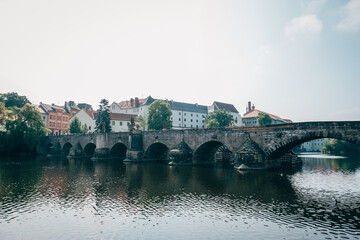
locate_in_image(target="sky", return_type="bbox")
[0,0,359,122]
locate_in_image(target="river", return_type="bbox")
[0,153,360,239]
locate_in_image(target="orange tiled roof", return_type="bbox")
[242,109,292,123]
[118,98,146,109]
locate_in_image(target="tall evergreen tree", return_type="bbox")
[95,99,112,133]
[69,117,82,133]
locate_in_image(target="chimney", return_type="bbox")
[248,101,251,113]
[252,104,255,110]
[135,97,140,108]
[130,98,134,107]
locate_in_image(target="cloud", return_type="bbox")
[285,15,322,41]
[336,0,360,32]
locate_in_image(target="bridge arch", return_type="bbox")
[145,142,169,161]
[266,133,360,160]
[63,143,73,156]
[110,142,127,160]
[193,141,233,163]
[84,143,96,157]
[45,143,53,155]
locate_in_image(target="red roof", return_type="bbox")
[243,109,292,123]
[118,98,146,109]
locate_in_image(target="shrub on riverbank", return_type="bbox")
[322,139,360,155]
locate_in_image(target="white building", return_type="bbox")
[110,96,209,129]
[108,113,138,132]
[70,109,97,133]
[301,138,330,152]
[208,101,243,127]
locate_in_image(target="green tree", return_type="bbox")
[95,99,112,133]
[69,117,82,133]
[5,104,47,155]
[0,92,30,108]
[81,123,88,133]
[205,109,234,128]
[136,114,147,130]
[322,139,360,155]
[0,102,6,128]
[147,100,172,130]
[256,112,272,126]
[206,118,220,128]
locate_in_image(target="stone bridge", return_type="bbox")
[39,121,360,168]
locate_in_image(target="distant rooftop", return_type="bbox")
[212,101,239,113]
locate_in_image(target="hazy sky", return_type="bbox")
[1,0,359,122]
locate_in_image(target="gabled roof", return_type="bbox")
[139,96,208,114]
[84,109,97,120]
[40,103,70,114]
[118,98,146,109]
[165,100,208,114]
[242,109,292,123]
[141,96,157,106]
[213,101,239,113]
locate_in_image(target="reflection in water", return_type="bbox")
[0,154,360,239]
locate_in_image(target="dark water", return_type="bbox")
[1,154,360,240]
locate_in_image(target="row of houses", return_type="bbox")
[34,97,292,135]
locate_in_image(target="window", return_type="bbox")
[120,122,123,126]
[196,120,198,122]
[184,113,186,116]
[89,126,91,130]
[57,116,61,121]
[191,113,193,117]
[179,118,181,121]
[179,112,181,115]
[202,120,204,123]
[127,122,130,126]
[112,121,115,125]
[184,119,186,122]
[196,125,198,128]
[179,124,181,127]
[65,124,67,128]
[57,123,60,127]
[191,125,193,128]
[196,114,198,117]
[191,119,193,122]
[62,124,64,128]
[184,124,186,127]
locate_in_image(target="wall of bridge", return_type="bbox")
[40,121,360,165]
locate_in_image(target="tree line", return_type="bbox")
[0,92,47,156]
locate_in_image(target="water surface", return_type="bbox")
[0,154,360,239]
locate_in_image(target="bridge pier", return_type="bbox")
[125,132,144,162]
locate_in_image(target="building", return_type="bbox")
[110,96,209,129]
[242,101,292,126]
[70,109,97,133]
[300,138,330,152]
[208,101,243,127]
[39,103,71,135]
